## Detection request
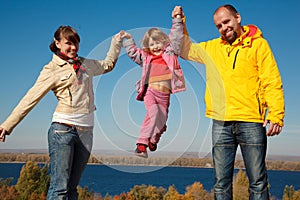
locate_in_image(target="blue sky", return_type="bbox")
[0,0,299,157]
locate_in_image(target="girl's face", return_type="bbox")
[55,37,79,58]
[148,37,164,56]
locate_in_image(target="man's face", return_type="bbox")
[213,7,242,44]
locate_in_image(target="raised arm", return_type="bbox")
[171,6,193,60]
[85,31,123,76]
[172,6,208,64]
[122,32,144,66]
[169,6,184,55]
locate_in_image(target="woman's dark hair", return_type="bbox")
[49,25,80,53]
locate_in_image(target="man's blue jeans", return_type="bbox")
[47,122,93,200]
[212,120,270,200]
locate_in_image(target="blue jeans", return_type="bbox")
[47,122,93,200]
[212,120,270,200]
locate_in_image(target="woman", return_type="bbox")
[0,25,123,199]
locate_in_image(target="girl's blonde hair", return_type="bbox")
[141,28,170,53]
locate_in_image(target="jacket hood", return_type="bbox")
[245,24,262,39]
[220,24,263,46]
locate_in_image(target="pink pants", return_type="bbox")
[137,88,170,145]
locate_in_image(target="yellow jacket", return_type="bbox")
[181,24,285,126]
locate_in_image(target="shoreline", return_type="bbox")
[1,160,300,172]
[0,151,300,171]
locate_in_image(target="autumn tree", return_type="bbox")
[15,161,50,200]
[233,169,249,200]
[77,185,97,200]
[127,184,166,200]
[282,185,300,200]
[0,177,19,200]
[182,182,211,200]
[113,192,133,200]
[163,185,183,200]
[292,190,300,200]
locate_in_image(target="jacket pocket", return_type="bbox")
[135,79,142,93]
[135,80,148,101]
[173,69,185,88]
[256,91,266,117]
[60,73,72,81]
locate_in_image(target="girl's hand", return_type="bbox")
[115,30,132,41]
[121,31,132,39]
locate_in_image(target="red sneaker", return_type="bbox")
[135,144,148,158]
[148,142,157,152]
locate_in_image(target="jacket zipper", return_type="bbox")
[257,93,262,116]
[232,49,239,69]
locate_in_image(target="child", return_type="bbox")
[122,15,185,158]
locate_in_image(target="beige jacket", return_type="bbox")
[1,37,122,134]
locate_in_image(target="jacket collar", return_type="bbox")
[52,54,68,67]
[220,24,262,47]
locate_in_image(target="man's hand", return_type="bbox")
[263,120,282,136]
[172,6,184,19]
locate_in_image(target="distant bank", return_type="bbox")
[0,149,299,171]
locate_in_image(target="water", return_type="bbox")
[80,165,215,196]
[0,163,299,199]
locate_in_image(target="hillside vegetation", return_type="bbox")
[0,153,299,171]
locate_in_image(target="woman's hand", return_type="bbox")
[0,127,8,142]
[114,30,132,42]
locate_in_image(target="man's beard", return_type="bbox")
[224,31,238,45]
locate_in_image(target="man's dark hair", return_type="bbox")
[214,4,239,17]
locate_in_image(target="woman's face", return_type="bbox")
[55,37,79,58]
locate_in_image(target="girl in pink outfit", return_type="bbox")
[122,16,185,158]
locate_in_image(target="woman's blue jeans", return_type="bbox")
[47,122,93,200]
[212,120,270,200]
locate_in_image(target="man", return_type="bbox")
[172,4,285,200]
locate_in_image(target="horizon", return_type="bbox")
[1,148,299,162]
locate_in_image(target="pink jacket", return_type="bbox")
[123,18,186,101]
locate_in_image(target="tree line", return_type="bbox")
[0,153,299,171]
[0,161,299,200]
